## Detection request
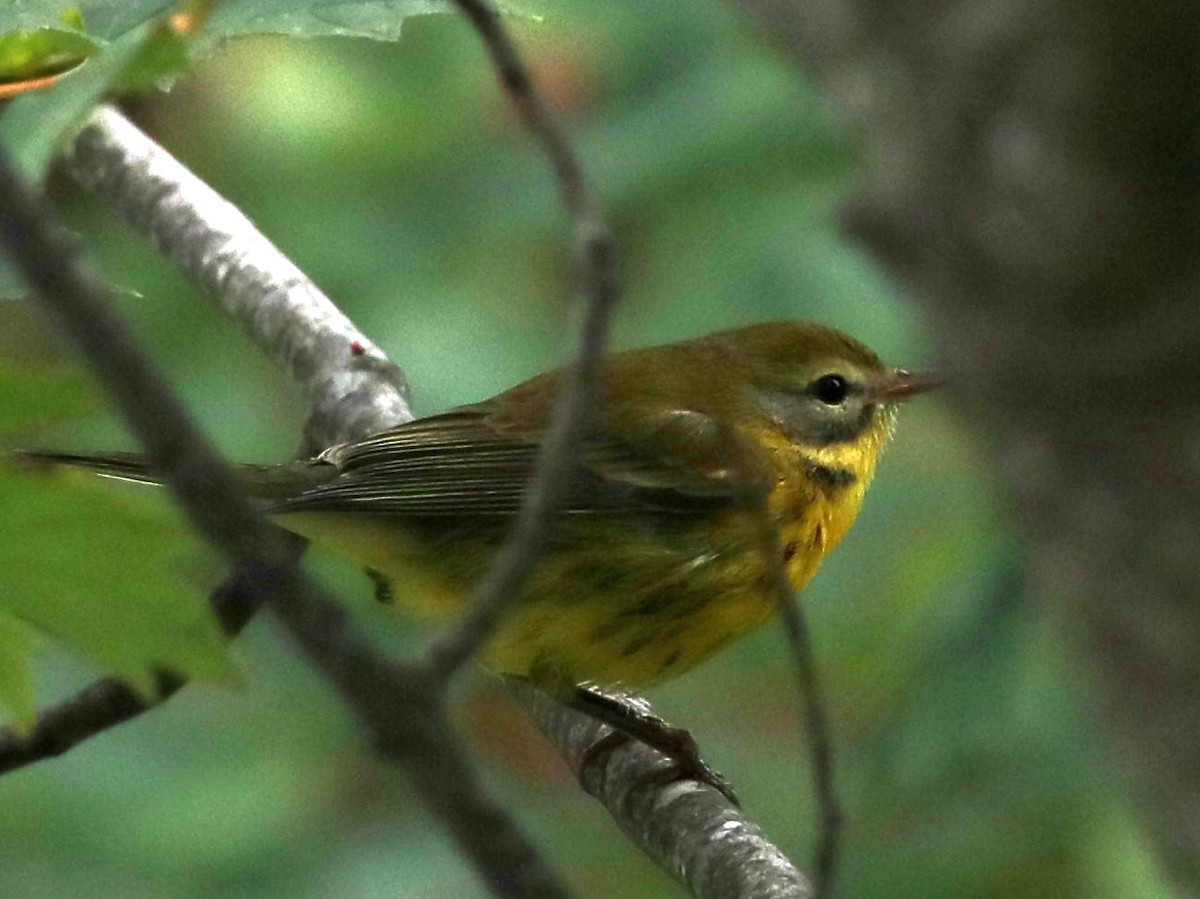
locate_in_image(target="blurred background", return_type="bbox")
[0,1,1177,896]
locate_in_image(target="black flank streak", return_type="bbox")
[620,634,655,657]
[805,462,857,491]
[619,594,675,618]
[590,619,628,642]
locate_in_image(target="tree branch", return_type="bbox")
[63,104,411,450]
[0,146,571,899]
[516,685,812,899]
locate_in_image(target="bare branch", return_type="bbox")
[776,595,840,896]
[516,685,813,899]
[63,104,410,449]
[0,147,571,899]
[423,0,620,678]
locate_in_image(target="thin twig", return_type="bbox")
[753,514,840,898]
[423,0,620,678]
[0,146,571,899]
[776,594,841,896]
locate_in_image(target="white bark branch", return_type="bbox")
[63,105,410,450]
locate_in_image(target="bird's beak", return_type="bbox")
[868,368,943,403]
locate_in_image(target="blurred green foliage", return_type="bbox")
[0,1,1176,897]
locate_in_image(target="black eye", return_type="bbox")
[811,374,849,406]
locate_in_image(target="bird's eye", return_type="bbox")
[811,374,849,406]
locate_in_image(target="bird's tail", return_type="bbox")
[11,449,335,503]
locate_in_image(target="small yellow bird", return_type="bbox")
[22,321,936,794]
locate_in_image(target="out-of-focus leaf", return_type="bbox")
[207,0,447,42]
[0,1,484,48]
[0,465,233,703]
[0,357,230,713]
[0,21,152,178]
[109,24,187,90]
[0,0,539,179]
[0,6,97,82]
[0,612,39,731]
[205,1,538,42]
[0,3,170,42]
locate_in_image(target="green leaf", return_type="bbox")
[0,464,234,702]
[0,1,468,47]
[0,6,97,81]
[110,23,187,91]
[0,612,39,731]
[0,357,231,712]
[0,21,153,179]
[0,4,172,43]
[0,1,486,180]
[207,1,449,42]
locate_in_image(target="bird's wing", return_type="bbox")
[271,401,750,518]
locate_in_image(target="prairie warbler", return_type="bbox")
[22,321,937,795]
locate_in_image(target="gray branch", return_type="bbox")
[517,686,813,899]
[63,104,410,450]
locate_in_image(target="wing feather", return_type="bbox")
[272,403,737,518]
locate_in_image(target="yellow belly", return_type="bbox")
[278,482,859,692]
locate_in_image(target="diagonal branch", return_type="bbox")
[517,685,813,899]
[0,146,571,899]
[63,104,411,450]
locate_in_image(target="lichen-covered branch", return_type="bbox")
[517,686,812,899]
[63,104,410,450]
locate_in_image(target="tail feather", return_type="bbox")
[11,449,336,502]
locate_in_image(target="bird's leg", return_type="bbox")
[364,568,393,604]
[569,685,739,805]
